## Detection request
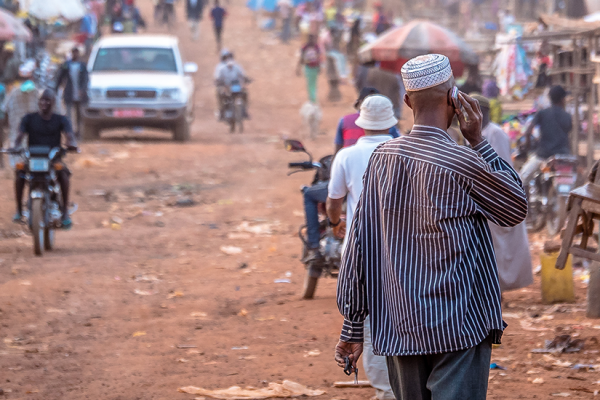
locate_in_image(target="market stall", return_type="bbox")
[357,20,478,77]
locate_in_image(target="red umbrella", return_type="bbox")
[359,20,478,77]
[0,9,32,42]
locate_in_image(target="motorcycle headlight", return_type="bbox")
[160,88,182,101]
[88,88,104,100]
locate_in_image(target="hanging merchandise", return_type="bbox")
[495,31,533,99]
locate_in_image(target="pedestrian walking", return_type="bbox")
[472,93,533,292]
[297,34,321,103]
[210,0,227,51]
[327,95,398,400]
[278,0,293,43]
[55,47,89,139]
[4,77,38,168]
[187,0,205,41]
[334,54,528,400]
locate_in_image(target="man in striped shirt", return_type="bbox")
[334,54,528,399]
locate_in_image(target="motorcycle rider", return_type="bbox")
[334,87,399,153]
[215,50,250,120]
[327,94,398,400]
[11,89,78,228]
[302,91,398,263]
[521,85,572,184]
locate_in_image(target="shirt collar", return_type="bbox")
[410,124,453,142]
[356,134,392,145]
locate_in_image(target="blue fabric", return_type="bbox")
[246,0,277,12]
[303,182,329,249]
[334,118,344,145]
[211,6,226,27]
[80,14,94,35]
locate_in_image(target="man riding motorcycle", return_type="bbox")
[302,89,399,263]
[521,85,572,183]
[11,89,78,228]
[215,51,250,120]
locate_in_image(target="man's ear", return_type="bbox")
[404,93,412,110]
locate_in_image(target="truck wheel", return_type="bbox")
[82,122,101,141]
[173,119,190,142]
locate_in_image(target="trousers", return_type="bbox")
[189,19,201,41]
[386,336,492,400]
[519,155,543,186]
[302,181,328,249]
[304,65,319,103]
[65,101,82,137]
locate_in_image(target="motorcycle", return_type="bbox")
[285,139,343,299]
[4,146,78,256]
[523,154,580,235]
[222,79,247,134]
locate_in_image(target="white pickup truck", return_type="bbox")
[82,35,197,142]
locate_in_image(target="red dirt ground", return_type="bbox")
[0,1,599,398]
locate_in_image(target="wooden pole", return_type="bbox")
[573,38,581,157]
[588,36,596,168]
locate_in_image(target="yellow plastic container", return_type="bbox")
[540,252,574,304]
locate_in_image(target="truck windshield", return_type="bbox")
[92,47,178,73]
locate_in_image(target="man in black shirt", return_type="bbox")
[13,89,78,228]
[521,85,572,184]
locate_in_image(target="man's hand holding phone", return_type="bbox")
[455,91,483,147]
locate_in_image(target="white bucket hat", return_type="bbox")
[355,95,398,131]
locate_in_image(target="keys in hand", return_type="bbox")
[343,356,358,384]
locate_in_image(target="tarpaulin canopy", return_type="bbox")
[0,8,32,41]
[27,0,86,21]
[358,20,478,77]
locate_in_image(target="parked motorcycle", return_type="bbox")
[4,146,78,256]
[523,154,580,235]
[284,139,343,299]
[223,79,247,134]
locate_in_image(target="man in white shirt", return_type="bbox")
[326,94,397,400]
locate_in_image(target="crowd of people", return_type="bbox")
[0,0,583,397]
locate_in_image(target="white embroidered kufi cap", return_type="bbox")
[401,54,453,92]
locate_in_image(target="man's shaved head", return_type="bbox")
[404,77,456,130]
[406,78,454,110]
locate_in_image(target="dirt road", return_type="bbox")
[0,1,599,399]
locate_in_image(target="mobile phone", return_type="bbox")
[451,86,460,110]
[451,86,465,116]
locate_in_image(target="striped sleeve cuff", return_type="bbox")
[472,139,498,163]
[340,319,364,343]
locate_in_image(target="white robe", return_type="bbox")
[483,122,534,291]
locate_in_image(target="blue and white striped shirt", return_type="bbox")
[337,125,528,356]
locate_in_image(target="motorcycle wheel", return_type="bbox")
[44,226,55,250]
[31,198,44,256]
[546,187,567,236]
[302,272,318,300]
[235,102,244,133]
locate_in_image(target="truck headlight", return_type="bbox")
[160,88,182,101]
[88,88,104,100]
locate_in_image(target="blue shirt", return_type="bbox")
[211,6,226,27]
